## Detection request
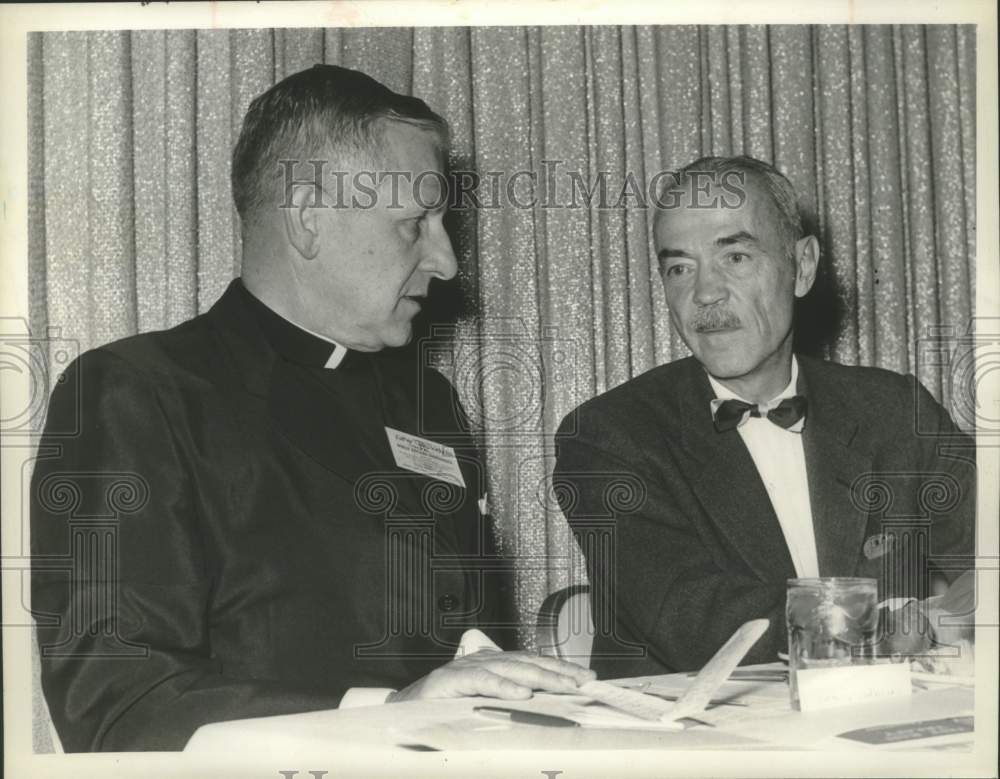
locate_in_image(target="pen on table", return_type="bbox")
[473,706,580,728]
[683,669,788,682]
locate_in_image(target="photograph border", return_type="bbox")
[2,2,997,778]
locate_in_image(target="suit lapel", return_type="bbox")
[674,360,796,582]
[798,358,873,578]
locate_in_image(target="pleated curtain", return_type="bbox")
[28,25,977,644]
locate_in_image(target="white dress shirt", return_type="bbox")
[707,357,820,579]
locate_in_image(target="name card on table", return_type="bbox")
[796,664,911,712]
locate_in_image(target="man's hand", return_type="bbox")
[919,571,976,675]
[876,599,935,657]
[932,570,976,642]
[876,573,977,659]
[387,650,596,703]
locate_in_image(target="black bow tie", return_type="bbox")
[713,396,808,432]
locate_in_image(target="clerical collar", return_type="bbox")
[707,356,800,410]
[236,280,348,369]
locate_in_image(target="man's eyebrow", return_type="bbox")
[656,231,759,262]
[656,247,695,262]
[401,202,447,217]
[715,231,758,247]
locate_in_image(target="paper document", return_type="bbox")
[580,618,770,723]
[577,680,679,722]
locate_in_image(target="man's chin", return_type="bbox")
[704,365,750,382]
[350,329,409,353]
[378,324,414,350]
[689,349,752,381]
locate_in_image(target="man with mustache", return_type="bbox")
[31,64,592,752]
[554,156,976,677]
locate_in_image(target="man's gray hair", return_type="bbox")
[231,64,449,225]
[671,155,804,256]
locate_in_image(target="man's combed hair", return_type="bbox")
[672,156,804,255]
[231,63,449,224]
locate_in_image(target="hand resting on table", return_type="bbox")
[388,649,596,703]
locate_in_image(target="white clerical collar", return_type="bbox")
[707,356,798,408]
[239,281,349,370]
[293,322,349,370]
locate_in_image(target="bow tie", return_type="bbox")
[712,396,808,433]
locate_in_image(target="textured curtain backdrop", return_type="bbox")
[28,26,976,647]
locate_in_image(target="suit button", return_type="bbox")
[437,594,459,612]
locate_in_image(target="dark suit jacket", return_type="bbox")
[31,280,514,751]
[553,355,975,679]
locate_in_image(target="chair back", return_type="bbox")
[535,584,594,667]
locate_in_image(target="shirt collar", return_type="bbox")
[707,357,804,432]
[236,279,348,370]
[707,356,799,409]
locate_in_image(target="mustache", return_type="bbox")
[690,307,741,332]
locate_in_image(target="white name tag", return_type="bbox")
[385,427,466,488]
[797,663,912,712]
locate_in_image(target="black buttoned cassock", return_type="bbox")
[31,280,515,751]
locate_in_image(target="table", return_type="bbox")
[183,664,975,753]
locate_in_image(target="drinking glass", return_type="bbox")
[786,577,878,709]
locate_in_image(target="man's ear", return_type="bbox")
[282,184,322,260]
[793,235,819,298]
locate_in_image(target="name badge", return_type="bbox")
[385,427,466,488]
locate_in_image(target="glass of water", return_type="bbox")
[786,577,878,709]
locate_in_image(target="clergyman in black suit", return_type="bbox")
[31,64,593,752]
[554,156,975,679]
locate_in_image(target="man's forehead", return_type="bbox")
[378,120,446,170]
[654,194,753,235]
[654,173,781,241]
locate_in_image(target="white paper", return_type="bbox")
[796,663,912,712]
[576,618,770,724]
[577,680,678,721]
[668,618,770,720]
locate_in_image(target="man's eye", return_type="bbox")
[402,216,424,236]
[664,264,690,278]
[728,252,749,264]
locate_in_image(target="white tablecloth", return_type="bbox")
[184,664,975,753]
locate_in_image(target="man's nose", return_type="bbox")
[692,265,727,306]
[421,222,458,281]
